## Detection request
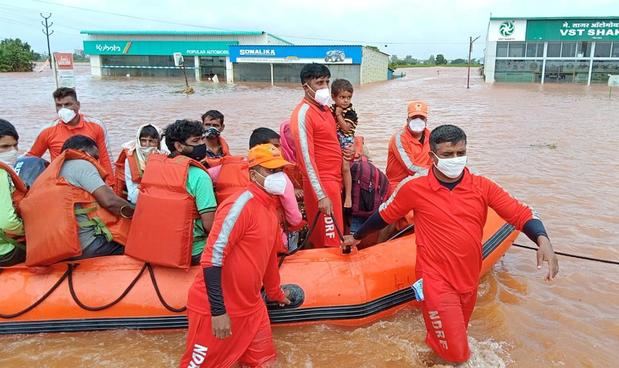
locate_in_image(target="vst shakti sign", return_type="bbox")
[526,19,619,41]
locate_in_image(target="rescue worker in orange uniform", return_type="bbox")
[27,87,115,186]
[290,63,344,248]
[125,119,217,268]
[385,100,433,191]
[20,135,133,266]
[344,125,559,364]
[201,110,230,168]
[180,144,292,368]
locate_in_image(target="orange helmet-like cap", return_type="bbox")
[248,144,291,169]
[407,101,428,118]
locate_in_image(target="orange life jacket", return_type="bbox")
[125,154,204,269]
[113,149,142,199]
[20,149,131,266]
[214,155,250,204]
[0,162,28,247]
[202,136,231,168]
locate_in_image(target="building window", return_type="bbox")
[547,42,561,57]
[494,59,543,82]
[526,42,543,57]
[591,60,619,83]
[496,42,508,57]
[561,42,576,58]
[594,42,611,57]
[612,42,619,57]
[577,42,591,57]
[508,42,525,57]
[544,60,591,84]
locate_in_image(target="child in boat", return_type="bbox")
[331,79,358,218]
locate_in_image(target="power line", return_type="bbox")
[29,0,471,46]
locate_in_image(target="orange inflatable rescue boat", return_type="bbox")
[0,210,517,335]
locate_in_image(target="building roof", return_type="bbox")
[490,16,619,20]
[80,30,292,44]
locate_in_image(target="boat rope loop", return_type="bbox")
[513,243,619,265]
[0,262,188,319]
[146,263,187,313]
[0,265,71,319]
[67,263,147,311]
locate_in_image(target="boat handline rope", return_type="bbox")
[146,263,187,313]
[513,243,619,265]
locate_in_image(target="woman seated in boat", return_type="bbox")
[114,124,162,204]
[0,119,27,267]
[20,135,133,265]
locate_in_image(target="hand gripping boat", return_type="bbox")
[0,210,517,335]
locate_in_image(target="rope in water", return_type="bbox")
[512,243,619,265]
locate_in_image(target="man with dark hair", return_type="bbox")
[290,63,344,248]
[180,143,291,368]
[27,87,115,186]
[248,127,280,149]
[344,124,559,364]
[127,119,216,267]
[20,135,132,265]
[0,119,27,266]
[201,110,230,167]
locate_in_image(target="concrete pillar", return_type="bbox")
[270,63,274,85]
[89,55,102,77]
[541,42,548,85]
[226,57,233,83]
[194,56,201,81]
[587,43,596,86]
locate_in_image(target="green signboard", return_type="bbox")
[83,40,236,56]
[526,19,619,41]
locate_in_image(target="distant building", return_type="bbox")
[81,30,389,84]
[484,17,619,84]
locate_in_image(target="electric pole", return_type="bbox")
[467,35,480,89]
[41,12,58,88]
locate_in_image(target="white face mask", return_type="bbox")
[408,118,426,133]
[138,146,157,157]
[433,153,467,179]
[306,84,332,106]
[58,108,77,124]
[0,149,18,167]
[263,171,287,196]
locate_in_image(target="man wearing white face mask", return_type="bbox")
[0,119,27,266]
[180,143,292,368]
[290,63,344,248]
[386,100,433,192]
[344,124,559,364]
[27,87,115,187]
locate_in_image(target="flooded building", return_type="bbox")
[81,30,390,85]
[81,30,291,82]
[484,17,619,84]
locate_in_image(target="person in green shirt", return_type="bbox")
[164,119,217,264]
[0,119,25,267]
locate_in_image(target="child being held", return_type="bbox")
[330,79,359,215]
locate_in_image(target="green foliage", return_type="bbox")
[435,54,447,65]
[450,58,466,64]
[427,55,436,65]
[0,38,35,72]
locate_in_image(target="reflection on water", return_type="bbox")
[1,65,618,367]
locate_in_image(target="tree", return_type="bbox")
[403,55,417,65]
[426,55,436,65]
[0,38,35,72]
[450,58,467,64]
[435,54,447,65]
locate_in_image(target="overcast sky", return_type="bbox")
[0,0,616,60]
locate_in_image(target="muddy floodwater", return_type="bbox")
[0,65,618,367]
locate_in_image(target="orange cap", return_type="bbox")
[248,144,291,169]
[407,101,428,118]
